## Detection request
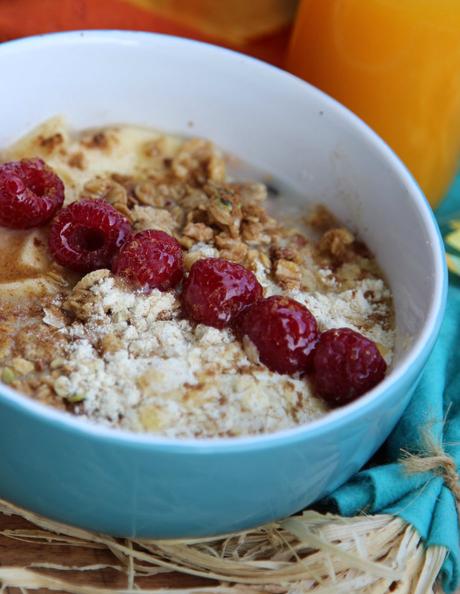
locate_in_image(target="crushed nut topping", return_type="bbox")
[318,227,355,260]
[0,119,395,438]
[274,259,301,290]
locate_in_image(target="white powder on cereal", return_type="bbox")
[48,268,392,438]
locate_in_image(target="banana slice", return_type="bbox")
[0,277,56,299]
[17,230,51,273]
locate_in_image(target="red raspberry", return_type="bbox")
[48,199,132,272]
[0,158,64,228]
[234,295,318,374]
[113,230,183,291]
[182,258,263,328]
[313,328,387,406]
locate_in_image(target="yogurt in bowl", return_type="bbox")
[0,31,446,537]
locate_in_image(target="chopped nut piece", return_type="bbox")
[105,182,128,207]
[300,267,320,292]
[11,357,34,375]
[178,235,194,249]
[83,177,111,199]
[131,205,177,234]
[155,182,188,203]
[183,222,214,242]
[220,246,248,264]
[208,194,238,226]
[83,177,128,208]
[241,221,264,242]
[242,205,278,240]
[110,173,133,186]
[208,153,226,182]
[318,227,355,259]
[170,205,185,225]
[238,182,267,205]
[181,188,208,211]
[306,205,338,231]
[134,181,164,207]
[185,208,207,225]
[64,270,111,320]
[73,269,111,291]
[274,259,301,290]
[172,138,225,183]
[112,203,133,220]
[270,245,301,263]
[206,185,242,238]
[64,292,94,319]
[215,234,248,263]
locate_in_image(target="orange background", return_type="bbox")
[0,0,293,66]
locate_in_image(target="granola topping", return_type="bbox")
[0,118,395,438]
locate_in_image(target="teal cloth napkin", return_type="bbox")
[326,183,460,593]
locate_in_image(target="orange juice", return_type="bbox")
[287,0,460,206]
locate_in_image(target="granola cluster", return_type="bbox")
[77,134,381,297]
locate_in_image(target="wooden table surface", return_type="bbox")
[0,512,214,593]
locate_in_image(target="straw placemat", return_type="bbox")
[0,498,449,593]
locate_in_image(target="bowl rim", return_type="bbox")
[0,29,448,452]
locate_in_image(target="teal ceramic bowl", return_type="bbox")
[0,31,447,537]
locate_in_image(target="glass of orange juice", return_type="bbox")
[286,0,460,207]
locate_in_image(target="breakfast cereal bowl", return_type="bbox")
[0,31,446,537]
